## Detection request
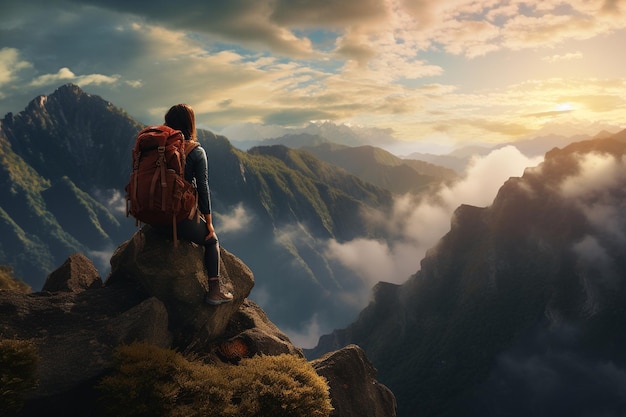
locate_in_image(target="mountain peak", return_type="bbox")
[24,83,88,112]
[18,83,98,118]
[2,83,142,190]
[52,83,89,103]
[54,82,84,96]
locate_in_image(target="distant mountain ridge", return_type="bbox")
[233,122,598,176]
[225,121,398,151]
[300,142,458,195]
[307,132,626,417]
[240,133,459,194]
[405,133,594,173]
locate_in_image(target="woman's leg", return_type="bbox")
[203,235,220,278]
[176,217,219,273]
[175,218,232,304]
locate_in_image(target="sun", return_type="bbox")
[555,102,574,112]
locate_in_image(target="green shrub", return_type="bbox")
[98,342,332,417]
[230,354,333,417]
[97,343,203,417]
[0,339,39,414]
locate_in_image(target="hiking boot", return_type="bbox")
[204,291,234,305]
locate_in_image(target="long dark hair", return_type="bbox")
[164,103,196,141]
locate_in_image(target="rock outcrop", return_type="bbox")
[41,253,102,293]
[106,225,256,348]
[0,226,295,415]
[0,226,395,416]
[312,344,397,417]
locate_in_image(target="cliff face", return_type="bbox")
[309,133,626,417]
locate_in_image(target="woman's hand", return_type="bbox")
[204,213,215,240]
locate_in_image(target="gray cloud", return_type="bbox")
[65,0,316,56]
[271,0,388,26]
[335,35,378,66]
[67,0,388,48]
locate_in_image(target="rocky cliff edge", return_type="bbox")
[0,225,395,417]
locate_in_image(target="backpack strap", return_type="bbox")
[183,140,201,223]
[172,213,179,248]
[181,140,199,177]
[169,136,194,247]
[127,148,141,216]
[183,140,200,156]
[158,146,168,210]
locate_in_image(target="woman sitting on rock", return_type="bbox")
[163,103,233,305]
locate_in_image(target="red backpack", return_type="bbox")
[125,125,199,245]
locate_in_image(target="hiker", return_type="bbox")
[161,103,233,305]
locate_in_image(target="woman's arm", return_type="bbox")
[192,146,212,215]
[204,213,215,240]
[188,146,214,239]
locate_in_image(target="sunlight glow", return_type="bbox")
[555,102,574,112]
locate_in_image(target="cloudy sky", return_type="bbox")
[1,0,626,153]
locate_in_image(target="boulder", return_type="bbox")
[42,253,102,293]
[312,344,397,417]
[106,225,255,348]
[208,299,304,361]
[0,286,170,400]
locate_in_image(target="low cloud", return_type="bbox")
[247,222,375,347]
[29,67,76,87]
[572,235,621,315]
[216,203,252,234]
[268,147,542,345]
[325,238,397,288]
[556,152,626,314]
[326,146,543,285]
[87,246,115,278]
[93,188,127,216]
[282,315,322,349]
[559,153,626,243]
